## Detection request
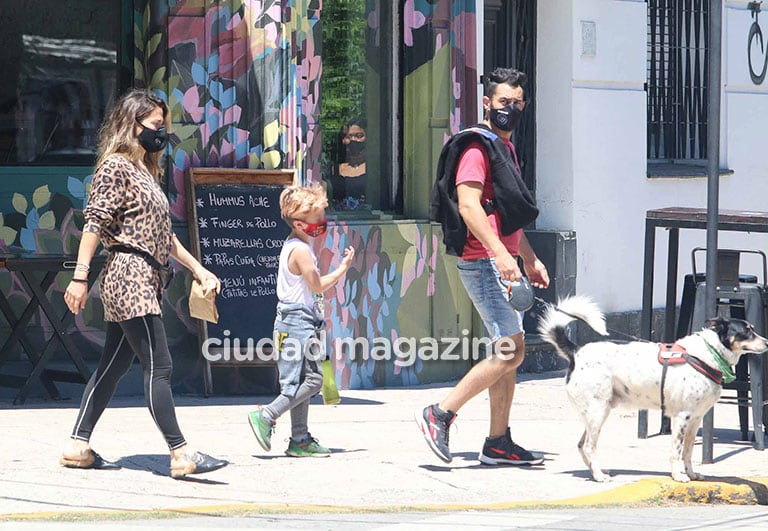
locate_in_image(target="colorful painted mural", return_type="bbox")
[0,0,478,396]
[402,0,478,218]
[137,0,322,223]
[0,170,202,394]
[0,173,107,355]
[318,223,416,389]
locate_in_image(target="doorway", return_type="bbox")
[484,0,536,192]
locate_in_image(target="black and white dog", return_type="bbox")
[539,296,768,483]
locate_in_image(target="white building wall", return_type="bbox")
[537,0,768,313]
[535,0,574,230]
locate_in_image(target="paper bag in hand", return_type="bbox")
[189,280,219,323]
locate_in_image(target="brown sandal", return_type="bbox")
[60,450,120,470]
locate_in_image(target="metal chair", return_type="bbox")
[688,248,768,448]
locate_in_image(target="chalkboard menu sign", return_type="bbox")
[187,168,294,395]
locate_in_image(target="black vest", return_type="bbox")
[429,124,539,256]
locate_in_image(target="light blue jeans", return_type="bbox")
[264,302,325,439]
[272,302,325,397]
[457,257,524,342]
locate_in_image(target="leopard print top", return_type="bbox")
[84,154,172,322]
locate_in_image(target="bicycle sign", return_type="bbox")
[749,1,767,84]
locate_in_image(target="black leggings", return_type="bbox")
[70,314,186,449]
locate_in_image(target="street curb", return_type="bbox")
[3,477,767,521]
[528,477,768,507]
[659,476,768,505]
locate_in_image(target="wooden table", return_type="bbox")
[0,254,105,404]
[638,207,768,461]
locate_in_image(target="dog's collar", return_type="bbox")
[695,333,736,384]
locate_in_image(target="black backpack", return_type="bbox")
[429,125,538,256]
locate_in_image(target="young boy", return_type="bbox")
[248,185,354,457]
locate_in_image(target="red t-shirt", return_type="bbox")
[455,139,522,259]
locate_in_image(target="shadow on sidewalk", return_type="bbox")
[417,451,551,472]
[576,468,671,480]
[250,447,367,460]
[111,453,229,484]
[711,444,754,462]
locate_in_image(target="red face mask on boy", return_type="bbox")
[301,219,328,237]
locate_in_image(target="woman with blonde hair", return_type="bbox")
[61,89,227,479]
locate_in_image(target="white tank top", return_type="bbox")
[277,238,317,307]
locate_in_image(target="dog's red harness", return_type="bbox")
[658,342,723,415]
[657,343,723,383]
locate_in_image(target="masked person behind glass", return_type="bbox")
[248,185,354,457]
[416,68,550,466]
[331,118,367,209]
[61,89,228,479]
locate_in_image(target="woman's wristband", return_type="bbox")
[70,278,89,284]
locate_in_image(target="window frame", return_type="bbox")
[646,0,710,167]
[319,1,403,219]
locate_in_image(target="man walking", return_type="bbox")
[417,68,549,465]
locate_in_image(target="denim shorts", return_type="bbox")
[456,257,524,342]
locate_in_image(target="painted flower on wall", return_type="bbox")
[0,179,91,255]
[316,224,402,389]
[404,0,427,46]
[0,176,105,347]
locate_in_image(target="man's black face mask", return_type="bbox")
[489,104,523,132]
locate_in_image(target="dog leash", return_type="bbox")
[531,296,649,344]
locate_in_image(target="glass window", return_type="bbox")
[0,1,121,166]
[647,0,709,162]
[320,1,399,215]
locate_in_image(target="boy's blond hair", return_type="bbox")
[279,185,328,225]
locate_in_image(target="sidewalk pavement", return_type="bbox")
[2,370,768,521]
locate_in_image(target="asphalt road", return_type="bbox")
[2,506,768,530]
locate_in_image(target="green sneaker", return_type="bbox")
[285,435,331,458]
[248,408,275,451]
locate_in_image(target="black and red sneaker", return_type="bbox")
[415,404,456,463]
[479,432,544,466]
[505,427,544,460]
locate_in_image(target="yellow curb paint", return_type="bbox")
[529,478,670,507]
[660,476,768,505]
[3,477,768,521]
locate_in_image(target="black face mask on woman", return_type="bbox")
[136,120,169,153]
[345,140,366,157]
[489,103,523,132]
